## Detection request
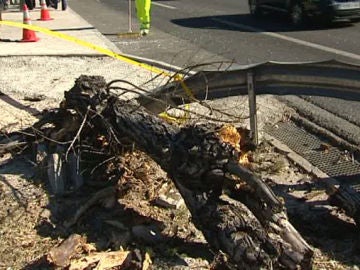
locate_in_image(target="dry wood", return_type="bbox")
[47,234,84,267]
[327,181,360,226]
[68,250,131,270]
[0,140,27,155]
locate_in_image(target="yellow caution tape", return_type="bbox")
[158,103,191,124]
[175,75,196,100]
[0,20,195,123]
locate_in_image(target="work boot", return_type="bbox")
[140,29,149,36]
[140,23,150,36]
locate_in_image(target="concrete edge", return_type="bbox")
[120,52,195,75]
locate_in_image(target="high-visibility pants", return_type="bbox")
[135,0,151,30]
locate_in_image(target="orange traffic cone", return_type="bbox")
[38,0,53,21]
[21,4,40,42]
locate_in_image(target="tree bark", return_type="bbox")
[110,98,313,269]
[37,75,314,269]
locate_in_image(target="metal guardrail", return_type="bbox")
[138,59,360,144]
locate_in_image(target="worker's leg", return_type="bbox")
[135,0,151,30]
[142,0,151,29]
[61,0,67,10]
[135,0,142,27]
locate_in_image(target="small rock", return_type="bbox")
[40,208,52,220]
[24,94,46,102]
[153,194,184,209]
[153,188,184,209]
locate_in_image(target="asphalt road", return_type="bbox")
[69,0,360,147]
[69,0,360,66]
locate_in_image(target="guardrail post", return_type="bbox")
[247,71,258,145]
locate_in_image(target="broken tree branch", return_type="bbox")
[38,75,314,269]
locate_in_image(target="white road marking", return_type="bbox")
[152,2,177,9]
[212,17,360,61]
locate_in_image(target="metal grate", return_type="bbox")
[264,122,360,178]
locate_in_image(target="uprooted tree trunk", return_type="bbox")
[32,75,313,269]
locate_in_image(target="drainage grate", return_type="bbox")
[264,121,360,178]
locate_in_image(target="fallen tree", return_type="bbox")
[16,76,314,269]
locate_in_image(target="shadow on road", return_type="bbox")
[171,13,355,33]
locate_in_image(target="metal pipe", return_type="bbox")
[247,71,258,145]
[128,0,132,32]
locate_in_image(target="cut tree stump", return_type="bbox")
[34,75,314,269]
